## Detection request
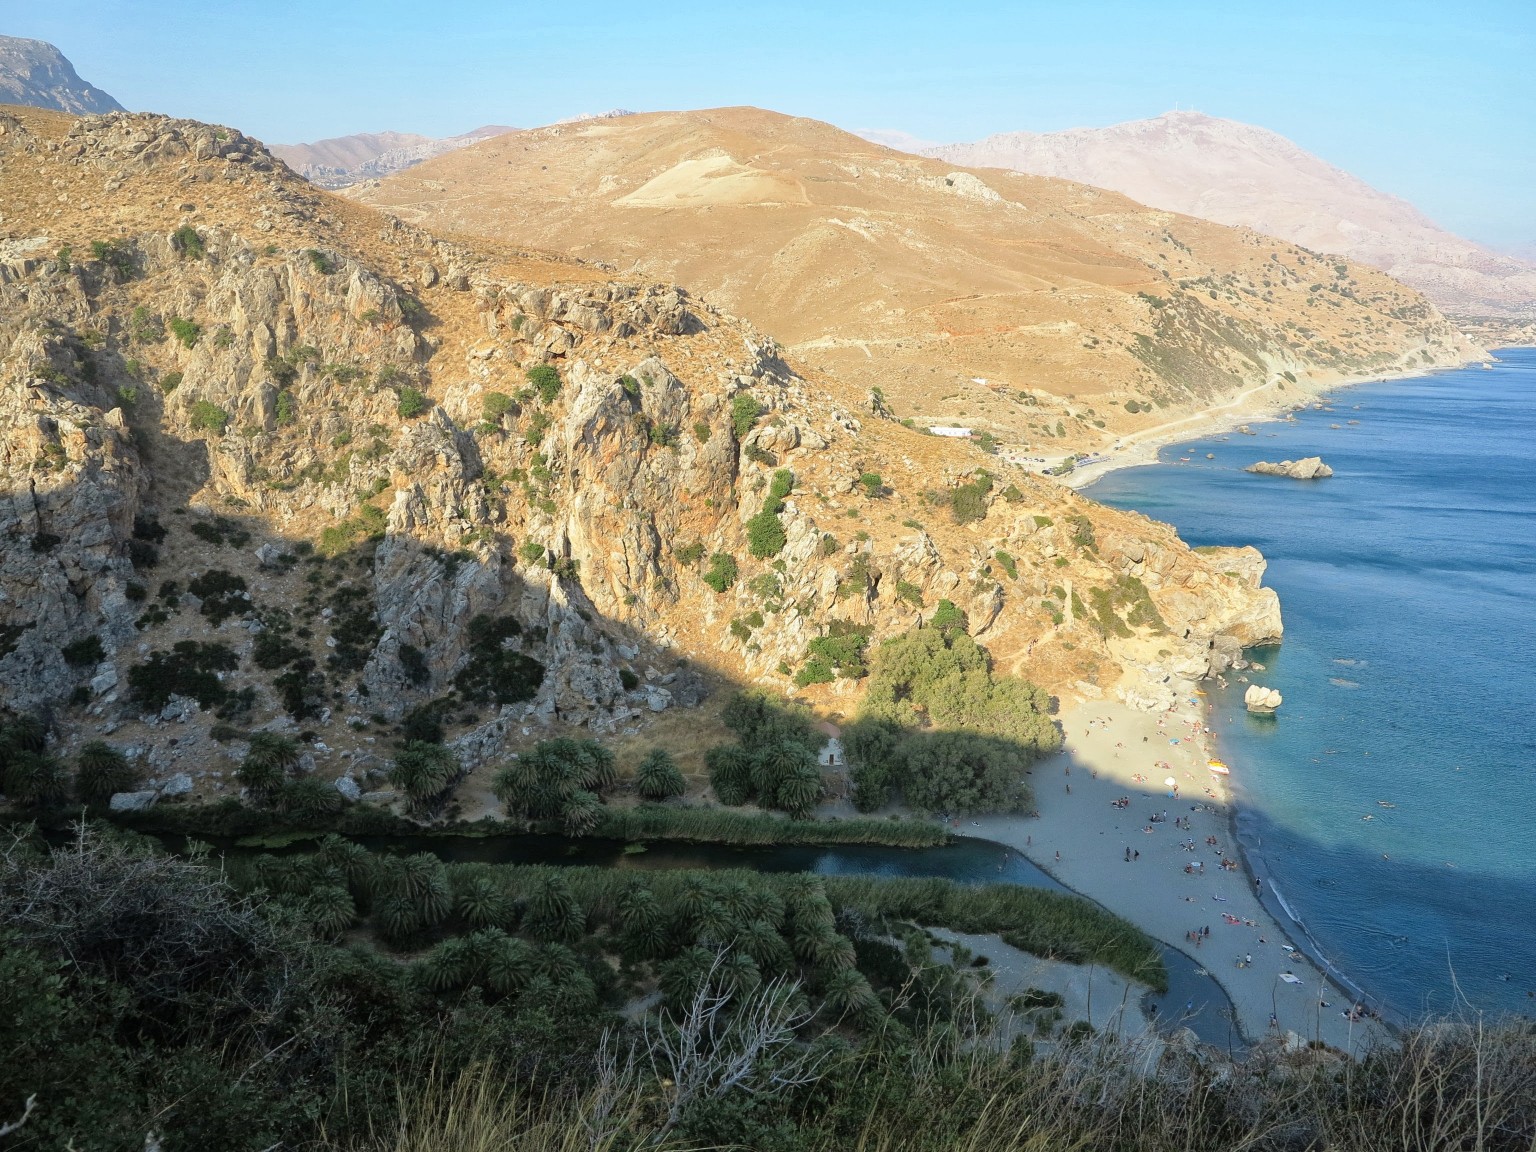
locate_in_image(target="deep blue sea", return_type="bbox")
[1087,349,1536,1020]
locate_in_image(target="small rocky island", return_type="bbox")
[1245,456,1333,479]
[1245,684,1283,713]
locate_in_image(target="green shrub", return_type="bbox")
[397,387,428,419]
[127,640,239,709]
[993,551,1018,580]
[845,627,1059,814]
[746,510,786,558]
[89,238,137,281]
[61,634,105,667]
[172,225,205,259]
[731,394,763,439]
[189,401,230,435]
[158,370,183,393]
[618,668,639,691]
[453,614,545,706]
[482,391,514,422]
[929,599,968,633]
[518,541,547,565]
[948,472,992,525]
[276,390,298,424]
[860,472,883,495]
[703,553,738,594]
[1069,514,1097,550]
[692,421,711,442]
[798,621,870,683]
[167,317,201,348]
[527,364,561,404]
[306,249,334,274]
[895,580,924,608]
[1000,483,1024,503]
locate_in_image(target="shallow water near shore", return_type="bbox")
[1086,349,1536,1019]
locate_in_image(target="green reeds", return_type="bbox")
[593,804,952,848]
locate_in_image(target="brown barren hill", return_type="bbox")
[348,106,1481,464]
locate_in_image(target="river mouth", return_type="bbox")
[144,827,1242,1050]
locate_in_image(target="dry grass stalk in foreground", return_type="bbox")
[353,1018,1536,1152]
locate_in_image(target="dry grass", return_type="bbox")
[345,1018,1536,1152]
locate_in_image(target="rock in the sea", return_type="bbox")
[159,772,193,796]
[334,775,361,801]
[1244,684,1283,713]
[109,790,158,811]
[1245,457,1333,479]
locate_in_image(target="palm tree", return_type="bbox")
[75,740,136,803]
[774,761,822,818]
[245,732,301,771]
[705,744,751,806]
[659,946,715,1004]
[533,942,582,981]
[2,751,68,807]
[279,776,344,818]
[561,789,604,836]
[792,920,835,963]
[739,919,794,974]
[373,891,420,944]
[635,748,686,800]
[693,901,738,947]
[817,933,858,972]
[742,886,786,929]
[525,875,584,941]
[573,740,617,791]
[823,968,881,1025]
[456,875,509,929]
[316,834,372,894]
[389,741,459,815]
[419,937,473,991]
[676,875,716,923]
[718,950,761,999]
[619,884,662,932]
[306,884,356,940]
[482,934,535,995]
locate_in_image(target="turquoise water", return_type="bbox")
[1087,349,1536,1019]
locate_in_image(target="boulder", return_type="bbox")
[90,666,118,695]
[109,790,158,811]
[160,694,199,722]
[159,772,194,796]
[1245,457,1333,479]
[334,775,361,801]
[254,543,283,568]
[1244,684,1283,713]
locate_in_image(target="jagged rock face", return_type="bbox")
[0,107,1283,769]
[0,36,125,116]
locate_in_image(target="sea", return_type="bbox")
[1085,348,1536,1021]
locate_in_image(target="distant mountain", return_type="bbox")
[926,111,1536,318]
[852,128,940,152]
[0,35,123,114]
[270,125,517,189]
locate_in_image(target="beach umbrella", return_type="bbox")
[1164,777,1177,788]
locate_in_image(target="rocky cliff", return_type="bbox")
[0,36,124,116]
[0,105,1279,802]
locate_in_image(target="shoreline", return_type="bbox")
[963,698,1389,1053]
[1060,358,1483,491]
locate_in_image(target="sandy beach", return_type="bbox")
[1059,363,1473,491]
[964,697,1387,1054]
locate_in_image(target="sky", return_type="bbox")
[9,0,1534,249]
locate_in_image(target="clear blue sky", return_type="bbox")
[9,0,1533,249]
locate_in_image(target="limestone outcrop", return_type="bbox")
[1245,457,1333,479]
[0,106,1289,796]
[1244,684,1283,713]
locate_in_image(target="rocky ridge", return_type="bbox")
[269,125,518,190]
[925,111,1536,319]
[0,36,124,117]
[0,105,1279,806]
[345,107,1484,469]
